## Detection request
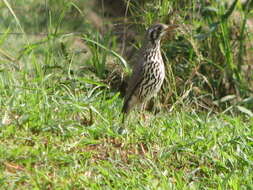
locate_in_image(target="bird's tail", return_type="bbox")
[121,113,126,123]
[122,100,130,114]
[121,95,133,123]
[121,95,138,123]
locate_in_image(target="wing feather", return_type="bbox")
[122,49,145,113]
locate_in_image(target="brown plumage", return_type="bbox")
[122,23,178,117]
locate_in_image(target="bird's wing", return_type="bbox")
[124,49,145,103]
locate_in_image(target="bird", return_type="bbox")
[122,23,178,121]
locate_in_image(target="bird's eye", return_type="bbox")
[150,30,157,41]
[157,26,162,33]
[147,24,165,43]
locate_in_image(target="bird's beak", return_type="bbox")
[161,24,178,37]
[165,24,179,32]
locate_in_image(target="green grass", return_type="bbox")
[0,0,253,189]
[1,111,253,189]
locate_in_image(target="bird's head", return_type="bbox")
[146,23,178,45]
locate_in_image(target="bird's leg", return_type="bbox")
[153,96,161,114]
[140,102,147,121]
[141,102,146,112]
